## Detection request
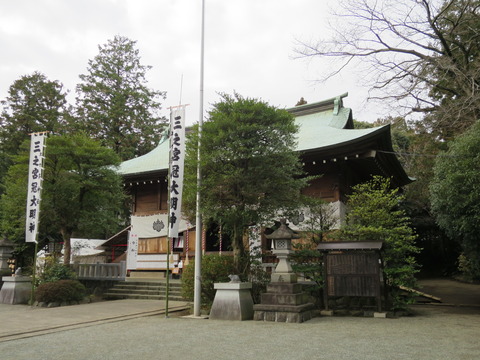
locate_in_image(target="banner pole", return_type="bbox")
[166,110,172,319]
[29,240,39,305]
[165,237,170,318]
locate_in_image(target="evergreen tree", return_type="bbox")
[0,134,127,265]
[340,176,420,310]
[0,72,69,193]
[184,93,308,267]
[74,35,167,160]
[431,121,480,279]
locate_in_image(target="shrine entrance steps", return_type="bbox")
[103,280,184,301]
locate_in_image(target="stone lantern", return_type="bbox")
[268,219,299,283]
[253,219,314,323]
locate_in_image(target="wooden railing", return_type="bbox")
[72,261,126,281]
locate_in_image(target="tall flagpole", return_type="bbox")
[193,0,205,317]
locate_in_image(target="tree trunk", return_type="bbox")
[61,229,72,265]
[232,224,246,272]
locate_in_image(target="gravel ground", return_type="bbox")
[1,305,479,360]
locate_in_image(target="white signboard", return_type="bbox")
[126,231,138,270]
[168,106,186,238]
[25,133,47,243]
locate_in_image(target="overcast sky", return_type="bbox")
[0,0,388,125]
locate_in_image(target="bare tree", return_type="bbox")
[296,0,480,139]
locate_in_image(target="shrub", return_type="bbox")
[35,279,86,303]
[291,242,324,307]
[39,257,77,284]
[457,253,479,281]
[181,254,236,308]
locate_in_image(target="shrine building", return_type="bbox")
[102,93,412,275]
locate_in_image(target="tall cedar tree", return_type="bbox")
[184,93,308,267]
[0,72,69,193]
[0,134,126,264]
[74,35,167,160]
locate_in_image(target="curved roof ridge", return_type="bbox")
[118,136,170,176]
[288,92,349,116]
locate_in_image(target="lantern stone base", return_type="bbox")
[270,272,297,283]
[0,276,32,304]
[209,282,254,321]
[253,283,315,323]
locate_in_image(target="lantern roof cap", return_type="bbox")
[265,219,300,240]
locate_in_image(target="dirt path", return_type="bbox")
[413,278,480,315]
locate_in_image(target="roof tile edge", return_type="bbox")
[287,92,349,116]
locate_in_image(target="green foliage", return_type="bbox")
[370,117,456,276]
[238,241,270,304]
[457,253,479,282]
[291,242,323,307]
[43,134,126,237]
[74,35,167,160]
[0,133,127,264]
[431,121,480,279]
[180,261,195,302]
[290,197,336,308]
[181,249,269,308]
[341,176,420,311]
[0,72,69,193]
[425,0,480,138]
[184,92,307,264]
[352,119,374,129]
[0,142,31,247]
[39,257,77,284]
[181,254,236,308]
[297,197,337,244]
[35,279,86,303]
[0,72,69,150]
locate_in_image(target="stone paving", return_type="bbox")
[0,299,190,342]
[0,303,479,360]
[0,278,479,359]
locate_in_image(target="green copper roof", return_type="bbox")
[294,108,386,153]
[119,93,410,186]
[118,135,170,176]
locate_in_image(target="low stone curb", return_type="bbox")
[32,297,94,308]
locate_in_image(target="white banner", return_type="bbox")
[168,106,186,238]
[25,133,47,243]
[131,213,188,238]
[128,214,190,270]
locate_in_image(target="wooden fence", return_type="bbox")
[72,261,126,281]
